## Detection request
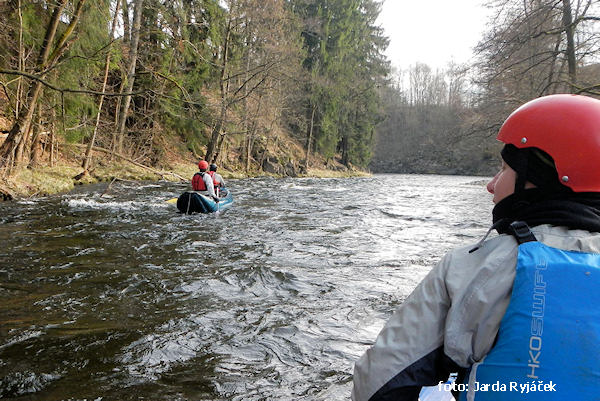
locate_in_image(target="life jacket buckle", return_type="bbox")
[508,221,538,244]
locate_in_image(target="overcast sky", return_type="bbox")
[376,0,490,71]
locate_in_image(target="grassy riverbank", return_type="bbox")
[0,157,369,200]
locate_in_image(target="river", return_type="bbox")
[0,174,492,400]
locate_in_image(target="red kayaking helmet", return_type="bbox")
[198,160,209,170]
[497,94,600,192]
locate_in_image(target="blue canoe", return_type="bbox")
[176,189,233,214]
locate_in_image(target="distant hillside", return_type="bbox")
[370,99,499,176]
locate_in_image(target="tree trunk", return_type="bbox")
[46,0,87,68]
[206,104,226,163]
[245,103,260,172]
[16,105,33,163]
[122,0,130,44]
[340,135,348,166]
[341,109,357,167]
[29,105,43,167]
[242,16,251,170]
[562,0,577,91]
[214,132,226,163]
[545,37,562,94]
[82,0,121,174]
[303,103,316,172]
[50,95,56,167]
[245,133,253,172]
[1,80,44,171]
[205,18,231,163]
[16,0,24,118]
[116,0,144,155]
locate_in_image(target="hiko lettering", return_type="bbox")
[528,259,546,379]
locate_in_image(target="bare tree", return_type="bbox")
[81,0,121,175]
[114,0,143,155]
[475,0,600,105]
[122,0,131,44]
[204,14,233,164]
[205,0,301,165]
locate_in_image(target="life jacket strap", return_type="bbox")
[507,221,537,244]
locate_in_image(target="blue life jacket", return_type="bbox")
[461,223,600,400]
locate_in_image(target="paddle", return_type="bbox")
[166,197,177,204]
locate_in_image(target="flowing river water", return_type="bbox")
[0,174,492,401]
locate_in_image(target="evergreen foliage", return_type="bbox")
[292,0,388,167]
[0,0,388,174]
[4,1,596,178]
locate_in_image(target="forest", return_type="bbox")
[0,0,388,189]
[1,0,600,191]
[372,0,600,176]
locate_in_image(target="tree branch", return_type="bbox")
[66,143,187,181]
[0,69,148,97]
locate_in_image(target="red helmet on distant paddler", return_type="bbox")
[497,94,600,192]
[198,160,209,170]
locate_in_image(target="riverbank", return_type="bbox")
[0,157,369,200]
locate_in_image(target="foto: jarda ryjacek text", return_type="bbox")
[438,380,557,394]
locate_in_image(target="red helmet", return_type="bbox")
[497,94,600,192]
[198,160,209,170]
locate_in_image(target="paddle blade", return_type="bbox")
[166,197,178,204]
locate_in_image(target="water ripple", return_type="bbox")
[0,174,492,400]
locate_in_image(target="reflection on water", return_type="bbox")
[0,175,491,400]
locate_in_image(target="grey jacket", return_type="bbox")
[352,224,600,401]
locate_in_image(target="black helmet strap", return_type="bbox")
[501,144,529,193]
[501,144,571,194]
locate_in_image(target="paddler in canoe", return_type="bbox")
[208,163,228,197]
[352,94,600,401]
[192,160,220,201]
[175,160,222,214]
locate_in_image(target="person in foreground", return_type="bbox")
[192,160,219,202]
[352,94,600,401]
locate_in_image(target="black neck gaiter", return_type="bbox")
[492,188,600,234]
